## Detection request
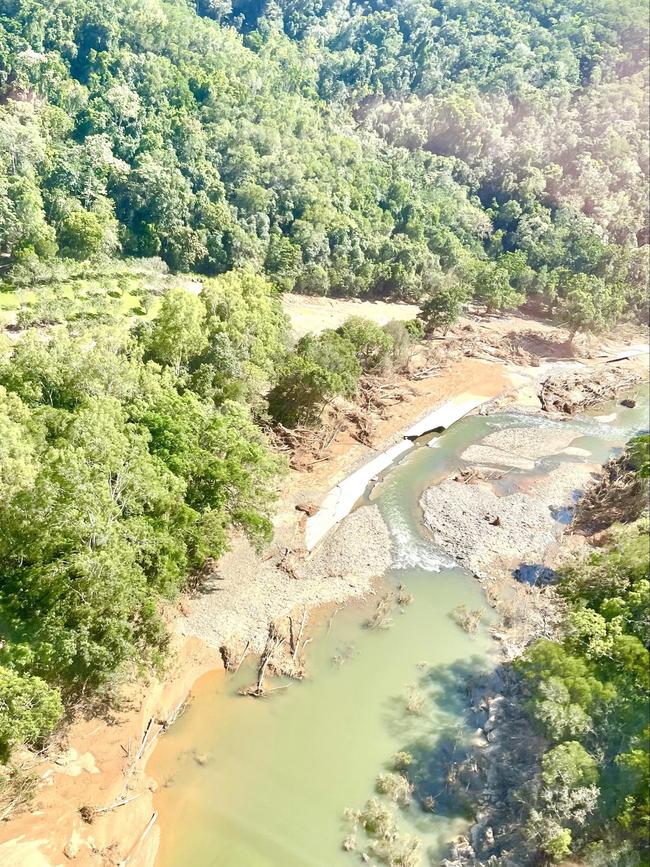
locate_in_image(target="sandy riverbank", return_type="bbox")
[1,315,645,867]
[0,352,512,867]
[0,635,218,867]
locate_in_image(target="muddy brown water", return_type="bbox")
[149,388,648,867]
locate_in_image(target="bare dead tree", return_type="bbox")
[240,624,286,697]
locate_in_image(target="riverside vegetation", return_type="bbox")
[344,436,649,867]
[475,438,650,867]
[0,0,648,862]
[0,274,425,762]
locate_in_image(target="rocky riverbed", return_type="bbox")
[420,445,598,584]
[430,384,649,867]
[180,504,392,652]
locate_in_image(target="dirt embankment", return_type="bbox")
[0,349,511,867]
[0,309,646,867]
[0,636,217,867]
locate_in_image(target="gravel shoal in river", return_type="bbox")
[478,426,579,458]
[460,445,535,470]
[420,461,598,581]
[459,425,580,470]
[180,505,392,652]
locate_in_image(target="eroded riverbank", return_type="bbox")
[1,332,646,867]
[148,376,649,867]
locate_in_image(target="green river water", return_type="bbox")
[149,389,649,867]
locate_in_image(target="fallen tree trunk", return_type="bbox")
[240,625,286,697]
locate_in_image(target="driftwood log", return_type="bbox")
[538,366,640,414]
[239,608,314,697]
[572,451,647,532]
[239,624,286,697]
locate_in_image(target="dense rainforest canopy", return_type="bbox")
[0,0,648,324]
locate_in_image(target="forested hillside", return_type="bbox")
[1,0,648,327]
[0,0,648,813]
[0,0,488,301]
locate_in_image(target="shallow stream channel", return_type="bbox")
[149,388,648,867]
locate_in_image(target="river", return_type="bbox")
[148,389,648,867]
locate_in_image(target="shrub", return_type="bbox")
[404,318,425,340]
[336,316,394,371]
[0,667,64,760]
[375,772,413,806]
[268,355,340,427]
[383,320,417,371]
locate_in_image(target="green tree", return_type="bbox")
[626,434,649,479]
[56,208,105,260]
[542,742,598,790]
[473,263,524,313]
[268,355,340,427]
[336,317,394,372]
[146,289,208,374]
[541,827,572,862]
[0,667,63,760]
[418,286,466,334]
[200,270,289,389]
[0,385,40,499]
[616,728,650,842]
[296,331,362,397]
[557,274,625,340]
